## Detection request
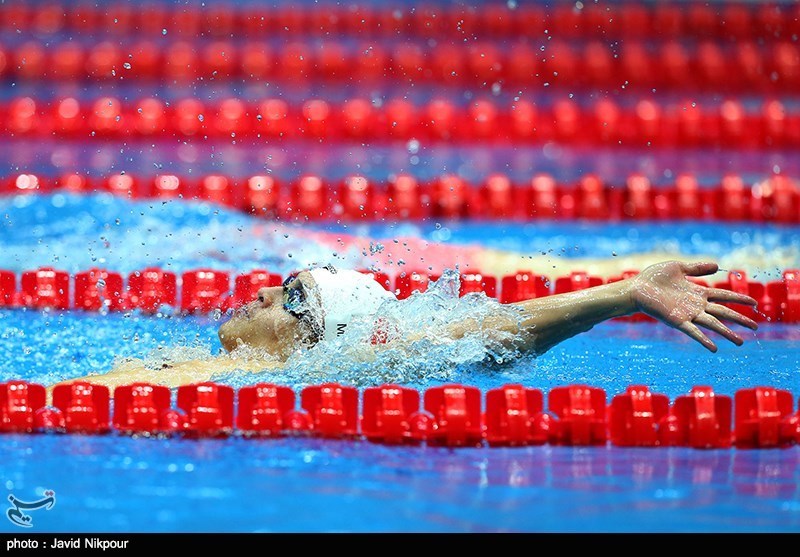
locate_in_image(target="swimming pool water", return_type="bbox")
[2,193,798,279]
[3,0,800,537]
[3,432,799,533]
[1,275,800,532]
[1,193,800,533]
[1,192,799,533]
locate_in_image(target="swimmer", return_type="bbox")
[59,259,757,391]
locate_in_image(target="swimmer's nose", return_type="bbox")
[256,286,281,308]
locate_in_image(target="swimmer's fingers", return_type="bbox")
[694,313,744,346]
[705,288,758,307]
[706,303,759,330]
[680,261,719,277]
[677,321,718,352]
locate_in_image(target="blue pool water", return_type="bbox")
[2,193,798,279]
[1,194,799,533]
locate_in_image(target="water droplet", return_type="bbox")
[123,62,132,70]
[162,28,168,35]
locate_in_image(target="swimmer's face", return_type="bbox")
[218,271,317,360]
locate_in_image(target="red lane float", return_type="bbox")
[180,269,230,313]
[2,380,799,448]
[608,385,671,447]
[484,384,549,446]
[765,270,800,323]
[0,270,17,307]
[424,384,483,447]
[74,268,125,312]
[1,265,798,323]
[6,96,800,147]
[300,383,359,439]
[734,387,796,448]
[231,270,283,309]
[126,267,177,313]
[362,384,423,445]
[0,380,46,433]
[671,386,732,448]
[499,271,550,304]
[113,383,174,435]
[386,174,430,220]
[51,381,110,434]
[3,3,799,42]
[459,272,497,298]
[176,382,234,437]
[2,37,800,91]
[237,383,295,437]
[4,172,800,225]
[21,267,69,310]
[547,385,608,446]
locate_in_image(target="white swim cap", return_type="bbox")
[308,267,396,342]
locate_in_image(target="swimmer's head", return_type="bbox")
[217,266,394,360]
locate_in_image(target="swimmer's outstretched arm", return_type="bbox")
[48,353,283,395]
[448,261,759,355]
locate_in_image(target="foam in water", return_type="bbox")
[214,269,530,389]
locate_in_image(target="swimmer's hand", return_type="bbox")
[631,261,759,352]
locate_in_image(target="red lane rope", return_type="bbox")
[5,172,800,225]
[2,265,797,323]
[3,95,800,148]
[2,38,798,93]
[1,2,798,42]
[2,380,799,449]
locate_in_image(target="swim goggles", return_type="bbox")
[282,274,309,320]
